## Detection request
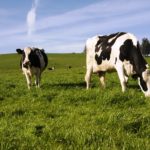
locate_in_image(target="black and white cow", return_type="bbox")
[16,47,48,89]
[85,32,150,97]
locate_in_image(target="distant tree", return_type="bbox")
[82,46,86,53]
[141,38,150,56]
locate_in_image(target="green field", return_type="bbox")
[0,53,150,149]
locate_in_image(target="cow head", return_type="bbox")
[16,47,32,69]
[138,69,150,97]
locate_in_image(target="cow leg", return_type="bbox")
[115,64,126,92]
[35,75,39,88]
[35,75,40,88]
[25,73,31,89]
[85,67,92,89]
[98,71,106,88]
[125,75,128,83]
[35,72,41,88]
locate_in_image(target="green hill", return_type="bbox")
[0,53,150,149]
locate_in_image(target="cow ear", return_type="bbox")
[16,49,23,54]
[41,49,45,52]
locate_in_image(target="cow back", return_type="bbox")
[95,32,126,65]
[31,48,48,70]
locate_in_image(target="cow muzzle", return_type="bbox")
[23,61,31,68]
[144,91,150,97]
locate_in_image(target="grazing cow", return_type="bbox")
[48,66,55,70]
[85,32,150,97]
[68,66,72,69]
[16,47,48,89]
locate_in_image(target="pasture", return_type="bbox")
[0,53,150,149]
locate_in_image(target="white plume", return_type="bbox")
[27,0,39,36]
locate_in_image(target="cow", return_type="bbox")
[48,66,55,70]
[16,47,48,89]
[84,32,150,97]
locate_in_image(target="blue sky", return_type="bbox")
[0,0,150,54]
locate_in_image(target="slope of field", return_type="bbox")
[0,53,150,149]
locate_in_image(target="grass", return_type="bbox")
[0,53,150,149]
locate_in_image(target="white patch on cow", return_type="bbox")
[22,66,41,89]
[142,69,150,81]
[94,59,114,72]
[95,49,101,58]
[138,69,150,97]
[146,64,149,69]
[108,34,118,43]
[23,47,32,65]
[123,60,135,76]
[98,44,101,48]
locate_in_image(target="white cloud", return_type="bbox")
[35,0,150,32]
[27,0,39,36]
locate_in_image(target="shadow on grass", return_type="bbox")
[34,125,45,137]
[127,84,140,90]
[11,109,25,117]
[41,80,139,91]
[124,116,150,137]
[111,80,140,90]
[42,82,86,90]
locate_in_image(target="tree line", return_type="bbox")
[140,38,150,56]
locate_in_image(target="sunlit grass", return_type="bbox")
[0,53,150,149]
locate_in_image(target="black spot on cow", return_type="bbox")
[40,50,48,68]
[95,32,126,65]
[115,57,117,64]
[139,77,148,91]
[119,40,147,75]
[32,48,48,68]
[29,50,41,68]
[119,40,148,91]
